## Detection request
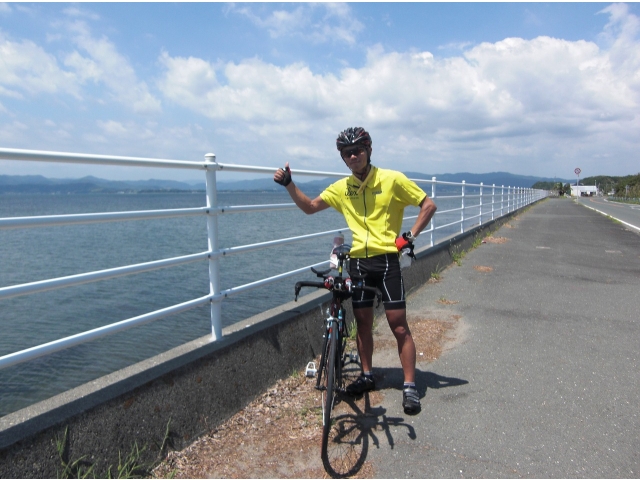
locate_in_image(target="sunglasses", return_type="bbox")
[340,146,366,159]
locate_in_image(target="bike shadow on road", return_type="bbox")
[328,368,468,477]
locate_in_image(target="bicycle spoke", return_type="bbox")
[320,321,368,478]
[323,413,366,478]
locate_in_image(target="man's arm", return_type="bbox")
[273,162,330,215]
[409,196,437,237]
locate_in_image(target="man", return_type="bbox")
[273,127,437,414]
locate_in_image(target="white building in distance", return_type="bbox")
[570,185,599,197]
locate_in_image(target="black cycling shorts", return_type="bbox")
[348,253,406,311]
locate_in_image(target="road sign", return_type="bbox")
[575,168,581,175]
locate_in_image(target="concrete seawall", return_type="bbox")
[0,207,526,478]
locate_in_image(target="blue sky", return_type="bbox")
[1,2,639,183]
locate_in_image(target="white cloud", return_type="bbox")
[0,15,161,114]
[0,120,28,145]
[2,3,638,180]
[0,32,81,98]
[159,53,336,123]
[438,41,474,51]
[157,52,219,108]
[598,3,640,93]
[156,5,640,177]
[62,6,100,20]
[97,119,155,140]
[63,19,161,114]
[97,119,129,136]
[228,3,363,45]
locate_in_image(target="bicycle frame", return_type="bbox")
[294,244,381,478]
[305,249,351,391]
[316,296,347,394]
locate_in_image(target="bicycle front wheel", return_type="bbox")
[321,326,338,452]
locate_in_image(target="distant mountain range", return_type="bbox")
[0,172,570,195]
[0,175,206,194]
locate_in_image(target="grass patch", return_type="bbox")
[107,442,148,479]
[55,427,94,479]
[55,419,173,479]
[451,246,465,266]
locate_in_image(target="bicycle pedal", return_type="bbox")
[349,350,359,363]
[305,361,317,377]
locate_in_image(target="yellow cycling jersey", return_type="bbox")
[320,166,427,258]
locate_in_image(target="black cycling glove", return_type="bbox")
[274,166,292,187]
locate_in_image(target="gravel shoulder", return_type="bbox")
[152,276,463,479]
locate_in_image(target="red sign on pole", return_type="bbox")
[574,168,581,175]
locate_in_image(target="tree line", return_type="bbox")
[532,174,640,197]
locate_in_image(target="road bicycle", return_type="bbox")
[294,243,381,477]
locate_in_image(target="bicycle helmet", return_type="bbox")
[336,127,372,151]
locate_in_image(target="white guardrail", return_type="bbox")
[0,148,547,370]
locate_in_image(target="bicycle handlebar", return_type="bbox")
[294,281,326,295]
[294,278,382,308]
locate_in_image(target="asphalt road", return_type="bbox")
[367,197,639,478]
[579,196,640,232]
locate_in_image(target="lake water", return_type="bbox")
[0,189,490,416]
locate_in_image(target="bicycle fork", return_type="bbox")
[315,314,339,391]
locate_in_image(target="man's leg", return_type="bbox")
[345,306,376,396]
[386,308,421,414]
[385,308,416,384]
[353,306,374,373]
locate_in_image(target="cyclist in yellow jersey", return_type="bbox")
[274,127,437,414]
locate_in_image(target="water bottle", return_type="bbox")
[399,249,413,269]
[329,232,344,269]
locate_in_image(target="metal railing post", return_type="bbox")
[491,184,495,220]
[461,181,465,233]
[430,177,436,247]
[479,182,484,225]
[519,187,523,209]
[205,153,222,340]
